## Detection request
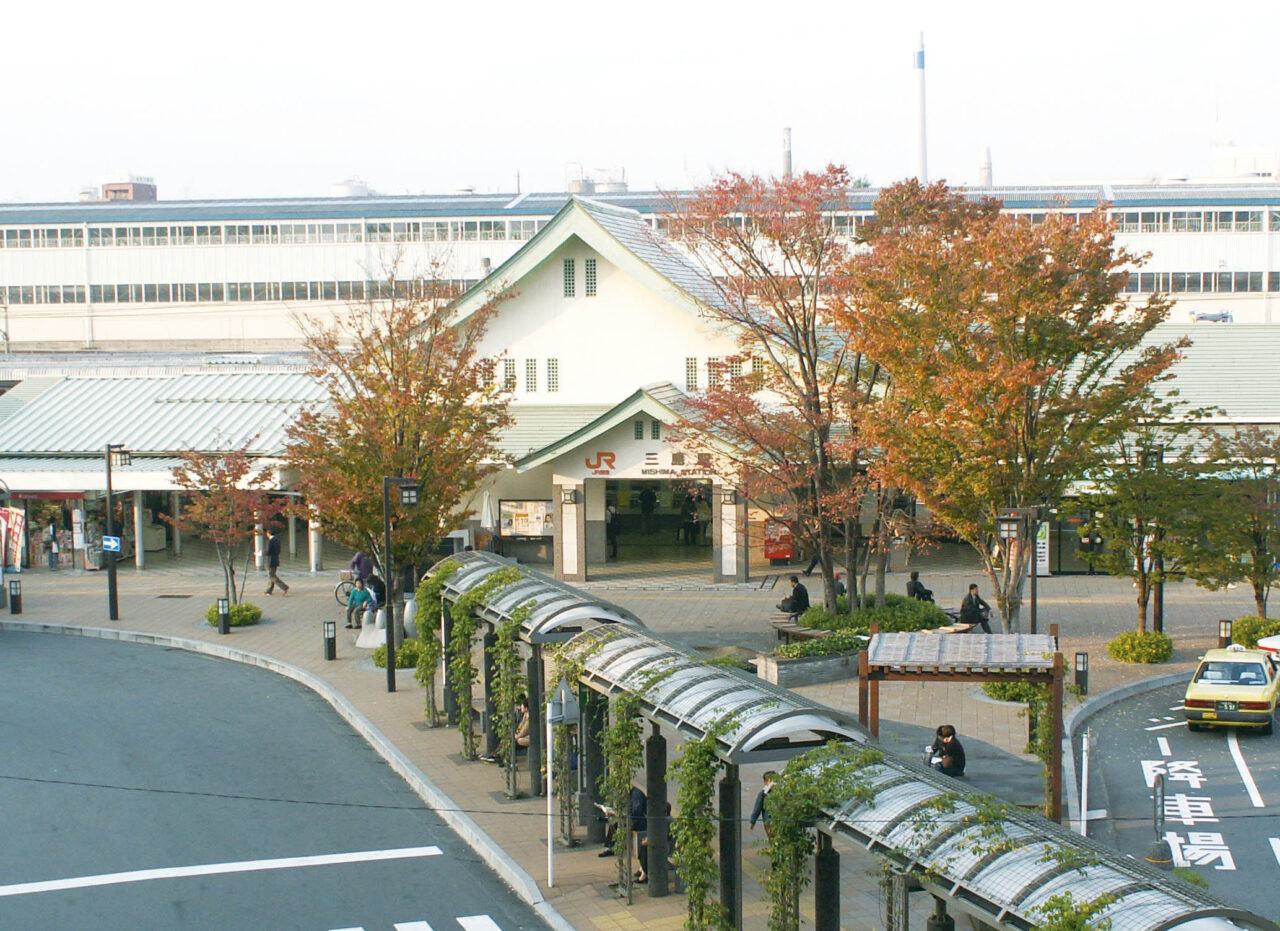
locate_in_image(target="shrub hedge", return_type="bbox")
[373,638,427,669]
[1230,615,1280,649]
[775,631,869,659]
[204,602,262,627]
[798,592,947,634]
[1107,629,1174,664]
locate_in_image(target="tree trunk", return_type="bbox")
[1254,584,1267,620]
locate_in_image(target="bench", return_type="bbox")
[770,615,831,644]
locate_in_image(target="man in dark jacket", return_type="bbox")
[959,583,991,633]
[777,575,810,616]
[264,530,289,595]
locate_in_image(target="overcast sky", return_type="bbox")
[4,0,1279,203]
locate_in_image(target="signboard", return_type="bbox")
[1036,518,1051,577]
[102,536,122,552]
[4,507,24,569]
[499,500,554,538]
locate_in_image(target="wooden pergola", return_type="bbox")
[857,624,1065,820]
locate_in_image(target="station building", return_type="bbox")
[1,181,1278,581]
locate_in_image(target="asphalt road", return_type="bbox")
[0,632,546,931]
[1081,682,1280,922]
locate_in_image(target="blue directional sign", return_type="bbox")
[102,536,122,552]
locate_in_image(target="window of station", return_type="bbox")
[685,357,698,391]
[525,359,537,392]
[451,220,479,241]
[509,219,538,240]
[634,420,644,439]
[1124,270,1274,293]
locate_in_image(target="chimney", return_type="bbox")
[915,35,928,184]
[782,127,792,180]
[979,147,993,187]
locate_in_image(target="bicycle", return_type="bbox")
[334,570,355,606]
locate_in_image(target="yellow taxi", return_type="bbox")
[1184,644,1280,734]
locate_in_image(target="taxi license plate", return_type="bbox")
[1203,711,1218,719]
[1216,701,1237,712]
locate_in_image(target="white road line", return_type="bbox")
[394,923,434,931]
[1145,721,1187,731]
[1270,838,1280,867]
[0,845,443,898]
[458,917,501,931]
[1227,729,1266,808]
[1157,736,1172,756]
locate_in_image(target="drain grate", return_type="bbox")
[156,594,193,599]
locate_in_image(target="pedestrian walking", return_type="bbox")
[750,771,778,835]
[264,529,289,595]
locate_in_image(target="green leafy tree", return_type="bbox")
[285,258,511,636]
[847,180,1184,630]
[170,446,284,605]
[1079,421,1211,632]
[1191,426,1280,617]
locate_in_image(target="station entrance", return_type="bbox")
[595,478,713,578]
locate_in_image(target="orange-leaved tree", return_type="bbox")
[667,166,899,610]
[285,258,511,634]
[845,180,1184,630]
[170,446,284,605]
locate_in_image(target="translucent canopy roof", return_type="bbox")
[828,760,1271,931]
[431,551,643,643]
[568,626,867,763]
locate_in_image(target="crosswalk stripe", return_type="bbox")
[457,916,501,931]
[394,923,434,930]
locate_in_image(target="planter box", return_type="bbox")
[757,651,859,688]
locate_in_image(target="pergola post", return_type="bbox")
[645,724,669,897]
[1050,624,1064,822]
[169,492,182,556]
[443,606,458,726]
[482,629,499,757]
[814,830,840,931]
[527,646,545,797]
[719,763,743,930]
[582,692,608,843]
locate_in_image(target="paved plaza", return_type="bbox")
[0,542,1260,930]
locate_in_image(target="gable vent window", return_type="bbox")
[634,420,644,440]
[685,357,698,391]
[585,258,597,297]
[728,358,743,388]
[651,420,661,440]
[563,258,576,297]
[708,357,722,388]
[502,358,517,392]
[547,358,559,392]
[525,358,537,392]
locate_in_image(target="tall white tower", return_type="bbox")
[783,127,793,180]
[979,146,993,187]
[915,34,928,183]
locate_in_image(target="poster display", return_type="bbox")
[3,507,24,569]
[499,499,554,538]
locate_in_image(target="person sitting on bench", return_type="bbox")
[776,575,810,617]
[906,570,933,602]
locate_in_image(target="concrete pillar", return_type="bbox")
[712,486,748,583]
[645,724,669,897]
[254,522,265,571]
[288,512,297,558]
[814,831,840,931]
[719,763,742,929]
[554,484,586,582]
[526,647,545,797]
[582,694,607,843]
[308,515,323,572]
[132,491,145,569]
[169,492,182,556]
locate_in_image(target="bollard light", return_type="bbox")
[217,597,230,635]
[323,619,337,661]
[1075,652,1089,696]
[8,578,21,615]
[1218,619,1233,649]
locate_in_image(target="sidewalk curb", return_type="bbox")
[1061,671,1188,829]
[1,620,575,931]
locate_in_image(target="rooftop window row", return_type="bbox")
[2,278,470,306]
[0,218,550,250]
[1122,270,1280,294]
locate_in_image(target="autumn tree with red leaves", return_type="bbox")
[286,258,511,629]
[668,166,899,610]
[846,180,1184,631]
[170,446,284,606]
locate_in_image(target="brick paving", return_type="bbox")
[1,542,1259,930]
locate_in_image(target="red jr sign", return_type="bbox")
[585,452,616,474]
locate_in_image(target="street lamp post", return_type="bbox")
[104,444,130,621]
[382,476,420,694]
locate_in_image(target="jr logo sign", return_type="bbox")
[585,452,616,474]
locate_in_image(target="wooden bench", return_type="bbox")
[769,615,831,644]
